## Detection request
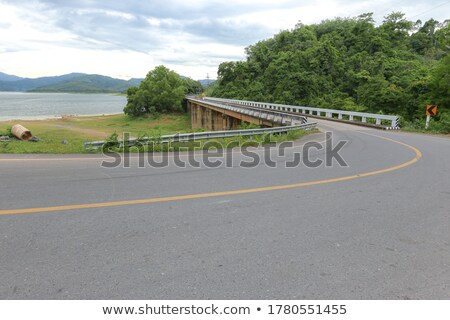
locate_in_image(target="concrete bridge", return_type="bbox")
[186,97,307,131]
[188,97,400,130]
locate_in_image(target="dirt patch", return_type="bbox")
[46,124,110,138]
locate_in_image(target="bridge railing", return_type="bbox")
[84,122,318,151]
[204,97,400,129]
[189,98,307,126]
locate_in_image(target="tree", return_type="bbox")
[428,54,450,109]
[381,12,413,46]
[183,77,203,95]
[411,19,441,55]
[124,65,186,116]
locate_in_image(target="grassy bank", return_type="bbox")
[400,114,450,135]
[0,113,191,154]
[0,113,317,154]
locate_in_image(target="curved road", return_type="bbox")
[0,119,449,299]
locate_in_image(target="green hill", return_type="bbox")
[30,74,137,93]
[0,73,85,91]
[0,72,24,82]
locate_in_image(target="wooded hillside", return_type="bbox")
[211,12,449,123]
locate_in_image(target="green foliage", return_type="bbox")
[210,12,450,123]
[102,132,120,152]
[124,65,186,117]
[427,54,450,109]
[427,112,450,133]
[238,122,261,129]
[183,77,203,95]
[0,126,12,137]
[402,112,450,134]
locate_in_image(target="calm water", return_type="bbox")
[0,92,127,121]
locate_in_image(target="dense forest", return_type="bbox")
[210,12,449,131]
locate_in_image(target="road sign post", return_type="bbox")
[425,114,431,129]
[425,105,438,129]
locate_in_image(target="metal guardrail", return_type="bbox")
[84,122,318,150]
[204,97,400,129]
[188,98,308,126]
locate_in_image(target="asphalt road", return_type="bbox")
[1,119,449,299]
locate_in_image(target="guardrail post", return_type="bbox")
[391,118,398,128]
[338,113,343,120]
[376,118,381,125]
[362,116,367,123]
[349,115,354,121]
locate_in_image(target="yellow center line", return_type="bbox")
[0,131,422,215]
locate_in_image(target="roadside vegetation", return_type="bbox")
[100,128,317,153]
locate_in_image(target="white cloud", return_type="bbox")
[0,0,448,80]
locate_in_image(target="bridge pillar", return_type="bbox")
[189,100,243,131]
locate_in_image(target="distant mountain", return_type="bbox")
[0,71,210,93]
[30,74,137,93]
[0,73,86,92]
[127,78,144,86]
[0,72,24,82]
[198,79,216,87]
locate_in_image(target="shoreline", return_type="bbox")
[0,112,123,123]
[0,91,125,95]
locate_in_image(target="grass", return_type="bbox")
[0,113,317,154]
[0,113,191,154]
[64,113,192,137]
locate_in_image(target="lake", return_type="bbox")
[0,92,127,121]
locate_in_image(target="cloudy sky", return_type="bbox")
[0,0,448,80]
